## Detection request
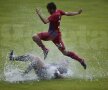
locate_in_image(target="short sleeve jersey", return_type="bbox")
[48,10,65,33]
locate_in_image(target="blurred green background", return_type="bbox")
[0,0,108,90]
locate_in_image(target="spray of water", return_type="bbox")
[4,62,39,83]
[1,51,107,83]
[3,53,73,83]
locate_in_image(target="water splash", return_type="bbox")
[1,52,107,83]
[3,55,73,83]
[4,60,39,83]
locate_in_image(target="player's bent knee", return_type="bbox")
[32,35,36,41]
[32,35,39,41]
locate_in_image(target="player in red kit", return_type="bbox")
[32,2,87,69]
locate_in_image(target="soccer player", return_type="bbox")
[9,50,68,79]
[32,2,87,69]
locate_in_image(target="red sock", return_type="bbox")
[67,51,82,63]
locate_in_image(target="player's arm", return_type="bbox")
[22,64,33,76]
[64,9,82,16]
[36,8,49,24]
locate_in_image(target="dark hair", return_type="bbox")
[47,2,57,11]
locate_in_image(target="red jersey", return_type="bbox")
[48,10,65,35]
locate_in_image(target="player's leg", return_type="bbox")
[15,55,32,61]
[59,47,86,69]
[9,50,33,62]
[32,32,50,59]
[32,33,47,51]
[61,50,86,69]
[53,37,86,69]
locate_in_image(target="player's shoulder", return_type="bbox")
[56,9,65,15]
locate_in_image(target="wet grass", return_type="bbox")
[0,0,108,90]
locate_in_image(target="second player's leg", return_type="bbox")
[9,50,32,61]
[15,55,32,61]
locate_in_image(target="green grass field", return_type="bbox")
[0,0,108,90]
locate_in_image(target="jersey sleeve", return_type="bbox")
[48,10,65,21]
[59,10,65,15]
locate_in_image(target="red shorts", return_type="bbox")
[37,32,65,51]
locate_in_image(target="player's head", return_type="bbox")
[47,2,57,14]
